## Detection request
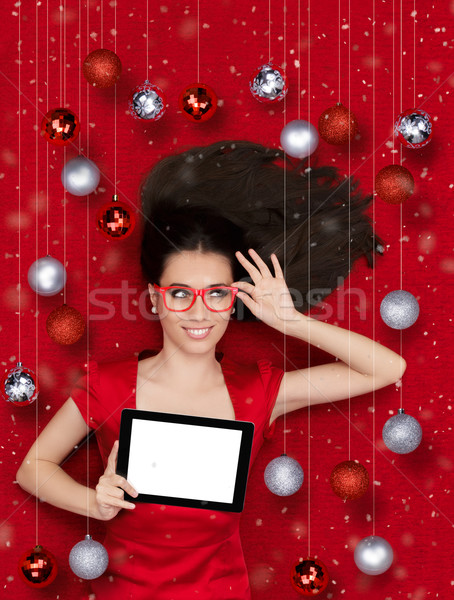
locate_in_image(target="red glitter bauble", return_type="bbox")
[290,556,329,596]
[375,164,414,204]
[40,107,80,146]
[18,544,58,588]
[96,195,136,240]
[178,83,218,122]
[330,460,369,500]
[46,304,86,345]
[83,48,122,88]
[318,102,358,145]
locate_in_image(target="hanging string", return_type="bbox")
[306,0,311,558]
[413,0,416,108]
[46,0,49,256]
[114,0,117,193]
[86,0,91,535]
[338,0,341,103]
[17,0,21,374]
[101,0,103,48]
[348,0,352,462]
[399,0,403,411]
[283,0,287,458]
[297,0,300,120]
[268,0,271,63]
[63,0,67,305]
[146,0,148,80]
[35,0,39,547]
[372,0,376,539]
[197,0,200,81]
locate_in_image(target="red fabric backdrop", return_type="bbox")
[1,0,453,598]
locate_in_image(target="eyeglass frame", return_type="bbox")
[152,283,239,312]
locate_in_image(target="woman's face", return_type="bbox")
[148,250,236,352]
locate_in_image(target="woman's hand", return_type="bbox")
[94,440,139,521]
[232,248,301,332]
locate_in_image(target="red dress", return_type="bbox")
[69,349,285,600]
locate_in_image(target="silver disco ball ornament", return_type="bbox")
[380,289,419,329]
[128,80,167,121]
[1,361,39,406]
[264,453,304,496]
[354,535,394,575]
[249,62,288,103]
[61,156,100,196]
[394,107,433,149]
[280,119,319,159]
[28,255,67,296]
[382,408,422,454]
[68,534,109,580]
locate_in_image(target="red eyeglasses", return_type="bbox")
[153,283,239,312]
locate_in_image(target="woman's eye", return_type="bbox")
[208,288,227,297]
[171,289,189,298]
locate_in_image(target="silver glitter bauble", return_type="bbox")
[61,156,100,196]
[249,62,288,103]
[2,362,39,405]
[28,255,67,296]
[394,108,433,149]
[382,408,422,454]
[68,534,109,580]
[128,80,167,121]
[264,453,304,496]
[354,535,394,575]
[380,289,419,329]
[280,119,319,159]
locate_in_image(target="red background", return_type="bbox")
[1,0,453,598]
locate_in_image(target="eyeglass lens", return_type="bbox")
[165,287,233,311]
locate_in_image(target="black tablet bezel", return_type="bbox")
[116,408,255,513]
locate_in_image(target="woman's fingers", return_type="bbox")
[235,250,262,284]
[270,253,284,278]
[233,280,255,295]
[100,496,136,510]
[247,248,273,278]
[106,440,119,474]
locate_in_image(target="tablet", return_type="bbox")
[116,408,255,512]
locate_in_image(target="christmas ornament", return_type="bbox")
[394,108,433,149]
[264,453,304,496]
[18,544,58,588]
[83,48,122,88]
[354,535,394,575]
[380,289,419,329]
[178,83,218,122]
[61,156,100,196]
[318,102,358,145]
[280,120,319,159]
[46,304,86,345]
[28,255,67,296]
[249,62,288,103]
[375,164,414,204]
[382,408,422,454]
[290,556,329,595]
[1,362,39,405]
[96,194,136,240]
[40,107,80,147]
[128,80,167,121]
[329,460,369,500]
[68,534,109,580]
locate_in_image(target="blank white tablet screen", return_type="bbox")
[127,418,243,503]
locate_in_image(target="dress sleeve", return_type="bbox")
[68,360,101,431]
[256,358,285,440]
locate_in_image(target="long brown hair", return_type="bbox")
[139,139,384,321]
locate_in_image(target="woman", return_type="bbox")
[16,140,406,599]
